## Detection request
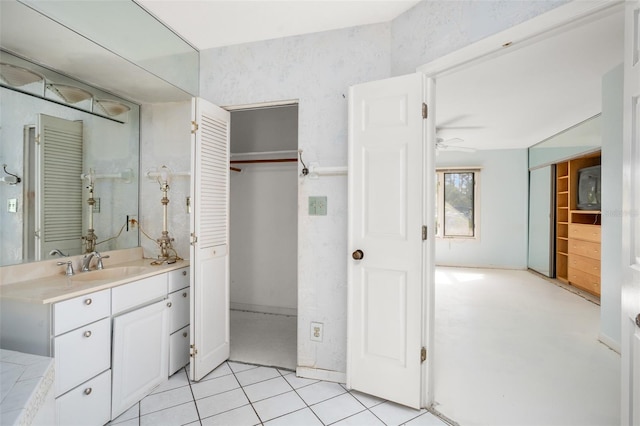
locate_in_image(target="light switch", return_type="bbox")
[7,198,17,213]
[309,196,327,216]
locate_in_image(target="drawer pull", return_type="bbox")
[182,271,187,276]
[84,387,92,395]
[183,332,188,338]
[167,302,172,308]
[84,330,92,338]
[182,292,187,298]
[84,298,92,306]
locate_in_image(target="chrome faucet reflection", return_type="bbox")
[49,249,68,257]
[82,251,110,272]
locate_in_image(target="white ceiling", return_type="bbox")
[137,0,421,50]
[435,6,623,150]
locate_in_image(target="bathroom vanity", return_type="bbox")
[0,248,190,425]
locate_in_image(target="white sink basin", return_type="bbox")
[71,266,149,282]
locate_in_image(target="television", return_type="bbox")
[577,165,601,210]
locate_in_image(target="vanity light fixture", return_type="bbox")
[95,99,130,117]
[0,63,44,87]
[46,83,93,104]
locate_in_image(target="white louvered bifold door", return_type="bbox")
[189,98,230,381]
[36,114,83,260]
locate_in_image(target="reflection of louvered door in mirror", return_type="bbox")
[36,114,83,260]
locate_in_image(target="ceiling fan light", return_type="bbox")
[0,63,44,87]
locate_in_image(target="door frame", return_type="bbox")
[415,0,622,409]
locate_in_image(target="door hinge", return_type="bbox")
[191,120,199,134]
[190,233,198,246]
[421,347,427,363]
[422,225,428,241]
[35,134,41,145]
[422,103,428,119]
[190,344,198,358]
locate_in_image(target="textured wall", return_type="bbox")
[390,0,568,76]
[200,23,392,373]
[435,149,529,269]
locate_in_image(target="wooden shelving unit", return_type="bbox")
[555,152,601,296]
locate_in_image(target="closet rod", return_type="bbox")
[230,159,298,164]
[231,150,298,157]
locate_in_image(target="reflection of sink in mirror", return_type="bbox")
[71,266,149,282]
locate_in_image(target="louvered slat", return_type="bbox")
[198,114,228,249]
[41,118,83,243]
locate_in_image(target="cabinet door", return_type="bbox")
[169,325,190,376]
[111,299,169,419]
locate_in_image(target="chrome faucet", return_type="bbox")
[82,251,111,272]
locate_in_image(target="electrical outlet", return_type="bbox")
[7,198,17,213]
[310,322,323,342]
[309,196,327,216]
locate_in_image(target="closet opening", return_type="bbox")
[228,102,299,371]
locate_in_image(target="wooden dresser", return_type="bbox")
[567,223,601,295]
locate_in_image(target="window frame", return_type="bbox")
[435,168,480,239]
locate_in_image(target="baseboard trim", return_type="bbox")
[230,302,297,316]
[598,333,621,354]
[296,367,346,384]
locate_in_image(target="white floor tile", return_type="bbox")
[404,411,448,425]
[140,401,199,426]
[252,390,307,422]
[195,362,234,382]
[196,388,249,419]
[228,361,259,374]
[152,369,190,395]
[282,372,319,390]
[201,404,261,426]
[264,408,323,426]
[234,366,281,386]
[369,401,424,426]
[333,410,386,426]
[310,393,365,425]
[296,381,347,405]
[140,385,194,415]
[349,390,386,408]
[243,376,293,402]
[191,373,240,400]
[110,403,139,424]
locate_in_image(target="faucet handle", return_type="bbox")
[57,261,75,276]
[96,255,110,270]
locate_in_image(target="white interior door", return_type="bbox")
[347,73,431,409]
[189,97,231,381]
[622,1,640,423]
[36,114,83,259]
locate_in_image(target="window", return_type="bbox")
[435,169,478,238]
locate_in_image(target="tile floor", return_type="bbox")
[109,361,448,426]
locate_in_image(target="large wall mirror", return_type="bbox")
[0,0,197,267]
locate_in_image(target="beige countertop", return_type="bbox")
[0,248,189,304]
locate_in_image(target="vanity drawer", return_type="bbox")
[168,267,190,292]
[56,369,111,426]
[169,325,190,376]
[53,289,110,336]
[168,287,190,333]
[112,274,167,315]
[54,317,111,396]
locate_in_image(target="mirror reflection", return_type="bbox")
[0,52,140,267]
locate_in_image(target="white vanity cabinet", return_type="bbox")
[53,289,112,426]
[111,274,169,419]
[167,267,191,375]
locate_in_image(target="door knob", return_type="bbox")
[636,313,640,328]
[352,249,364,260]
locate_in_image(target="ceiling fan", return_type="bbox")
[436,137,476,153]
